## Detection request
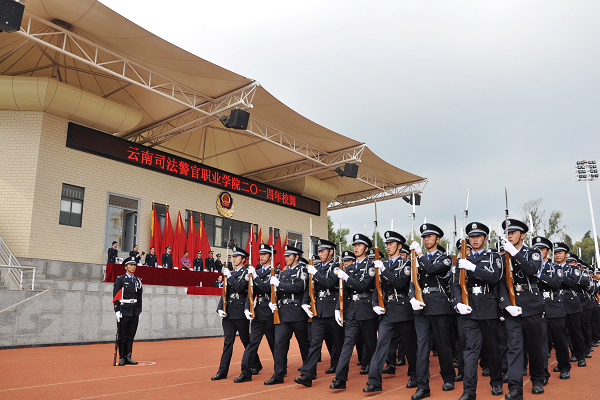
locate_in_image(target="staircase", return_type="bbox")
[0,235,35,290]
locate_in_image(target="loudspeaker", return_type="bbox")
[227,109,250,130]
[0,0,25,33]
[343,163,359,178]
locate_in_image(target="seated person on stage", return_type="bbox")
[181,251,191,270]
[215,275,224,288]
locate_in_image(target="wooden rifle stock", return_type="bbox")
[374,248,385,309]
[271,266,280,324]
[506,253,517,306]
[222,274,227,314]
[460,239,469,306]
[308,259,317,319]
[412,249,423,303]
[248,269,255,318]
[339,264,344,325]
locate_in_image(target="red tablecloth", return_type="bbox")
[104,264,221,287]
[187,286,223,296]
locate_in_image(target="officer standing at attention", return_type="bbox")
[408,223,456,400]
[193,251,203,271]
[129,245,141,264]
[555,244,587,367]
[533,237,571,382]
[264,245,310,385]
[145,247,157,267]
[113,257,143,366]
[330,233,378,390]
[452,223,504,400]
[573,256,594,358]
[212,247,256,381]
[206,251,215,272]
[294,239,345,387]
[215,254,224,273]
[364,230,418,393]
[162,246,173,268]
[498,218,545,399]
[108,241,119,264]
[234,244,280,383]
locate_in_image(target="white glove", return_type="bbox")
[138,312,142,321]
[458,259,476,272]
[336,270,349,282]
[115,311,122,322]
[301,304,314,318]
[307,265,318,275]
[218,310,227,318]
[335,310,343,326]
[270,276,280,287]
[222,268,231,278]
[244,309,254,321]
[502,238,518,257]
[373,306,386,315]
[456,303,472,315]
[505,305,522,317]
[374,260,385,272]
[247,265,256,276]
[268,302,278,313]
[409,241,422,254]
[410,297,426,310]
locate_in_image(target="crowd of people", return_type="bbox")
[210,218,600,400]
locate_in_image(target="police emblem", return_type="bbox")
[404,266,411,275]
[301,272,308,279]
[472,223,477,229]
[334,267,339,274]
[385,232,389,238]
[532,253,540,261]
[423,224,427,230]
[443,258,451,266]
[216,191,235,218]
[368,267,375,277]
[536,238,541,243]
[318,239,321,245]
[245,274,249,281]
[496,258,502,268]
[575,269,580,276]
[354,234,359,240]
[557,269,563,277]
[260,244,265,250]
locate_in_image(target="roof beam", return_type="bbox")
[327,180,428,211]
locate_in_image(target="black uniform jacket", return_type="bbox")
[372,255,413,322]
[451,251,502,320]
[113,274,143,317]
[275,264,309,323]
[339,257,377,321]
[107,247,118,264]
[246,263,281,321]
[558,263,583,314]
[576,271,594,309]
[306,259,340,319]
[205,256,215,272]
[538,261,566,318]
[162,252,173,268]
[193,257,203,270]
[129,250,141,264]
[217,266,249,320]
[145,253,157,267]
[409,250,453,316]
[498,245,544,317]
[215,260,223,273]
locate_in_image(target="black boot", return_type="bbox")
[118,343,126,366]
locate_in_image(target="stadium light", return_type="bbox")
[574,160,600,272]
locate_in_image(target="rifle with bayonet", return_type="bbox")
[410,194,424,303]
[338,221,344,325]
[504,188,517,307]
[248,225,255,318]
[460,189,469,306]
[374,201,385,309]
[222,227,231,314]
[271,237,280,324]
[308,218,317,319]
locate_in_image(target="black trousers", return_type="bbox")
[462,318,503,396]
[565,312,586,360]
[271,320,309,380]
[300,316,344,377]
[498,320,508,372]
[335,317,378,381]
[240,318,275,377]
[504,314,544,395]
[368,318,417,389]
[542,317,571,377]
[414,314,455,390]
[217,318,252,375]
[592,305,600,342]
[580,306,593,353]
[457,315,466,375]
[117,315,139,358]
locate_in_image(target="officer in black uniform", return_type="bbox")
[129,245,141,264]
[573,257,594,358]
[212,247,255,381]
[113,257,143,366]
[408,223,456,400]
[533,236,571,381]
[215,254,224,273]
[452,223,504,400]
[193,251,203,271]
[498,218,545,399]
[206,251,215,272]
[234,244,280,383]
[452,238,472,383]
[108,241,119,264]
[162,246,173,268]
[145,247,157,267]
[364,230,418,392]
[227,255,233,269]
[330,233,378,390]
[294,239,345,387]
[264,245,310,385]
[555,244,586,367]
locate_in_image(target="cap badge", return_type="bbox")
[385,232,389,238]
[354,234,359,240]
[536,238,541,243]
[472,223,477,229]
[423,224,427,230]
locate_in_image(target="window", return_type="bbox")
[60,184,85,227]
[287,231,303,251]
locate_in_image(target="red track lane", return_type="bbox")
[0,337,598,399]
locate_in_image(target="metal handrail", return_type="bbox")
[0,265,36,290]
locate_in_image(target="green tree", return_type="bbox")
[572,232,599,266]
[327,216,351,252]
[371,232,388,259]
[520,198,565,241]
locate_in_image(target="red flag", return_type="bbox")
[267,230,274,246]
[162,207,174,264]
[199,215,211,256]
[274,234,284,270]
[150,204,162,255]
[244,225,254,264]
[252,227,262,266]
[172,211,186,269]
[111,288,123,304]
[187,212,197,262]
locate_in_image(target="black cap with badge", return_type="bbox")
[466,222,489,237]
[501,218,528,233]
[123,257,137,266]
[553,242,570,254]
[384,231,406,244]
[317,239,336,251]
[400,243,411,255]
[532,236,552,250]
[352,233,373,248]
[284,245,303,256]
[231,247,249,258]
[420,223,444,238]
[259,243,276,254]
[456,239,473,251]
[342,250,356,261]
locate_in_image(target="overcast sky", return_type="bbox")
[101,0,600,244]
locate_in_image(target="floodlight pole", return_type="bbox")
[575,160,600,273]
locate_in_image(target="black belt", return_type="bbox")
[422,287,442,294]
[256,295,271,304]
[468,286,487,295]
[280,298,300,305]
[514,283,538,292]
[351,293,371,301]
[387,293,407,301]
[542,290,559,300]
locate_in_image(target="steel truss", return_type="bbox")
[328,179,428,211]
